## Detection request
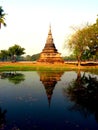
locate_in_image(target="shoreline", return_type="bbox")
[0,61,98,71]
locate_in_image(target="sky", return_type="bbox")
[0,0,98,56]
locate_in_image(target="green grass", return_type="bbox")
[0,65,75,71]
[0,66,36,71]
[0,63,98,72]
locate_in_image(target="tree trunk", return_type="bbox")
[77,55,81,68]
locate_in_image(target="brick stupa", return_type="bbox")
[37,25,64,63]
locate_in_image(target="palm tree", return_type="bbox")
[0,6,6,28]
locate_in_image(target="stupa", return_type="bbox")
[37,25,64,63]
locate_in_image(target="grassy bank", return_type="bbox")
[0,61,98,71]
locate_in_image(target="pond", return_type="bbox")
[0,70,98,130]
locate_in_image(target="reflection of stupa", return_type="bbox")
[38,71,64,107]
[37,25,64,63]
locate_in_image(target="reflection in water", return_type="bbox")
[0,71,98,129]
[63,70,98,122]
[0,71,25,84]
[38,71,64,107]
[0,107,7,129]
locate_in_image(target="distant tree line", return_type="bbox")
[0,44,40,62]
[0,44,25,62]
[23,53,40,61]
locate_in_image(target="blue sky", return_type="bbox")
[0,0,98,56]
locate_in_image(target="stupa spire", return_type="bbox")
[48,24,52,34]
[46,24,54,45]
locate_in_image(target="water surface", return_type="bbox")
[0,70,98,130]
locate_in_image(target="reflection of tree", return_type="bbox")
[38,71,64,107]
[0,107,7,129]
[63,70,98,122]
[0,72,25,84]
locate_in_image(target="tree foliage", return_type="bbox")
[0,44,25,62]
[31,53,40,61]
[0,6,6,28]
[8,44,25,62]
[8,44,25,56]
[83,18,98,60]
[0,50,8,61]
[66,17,98,66]
[67,25,90,66]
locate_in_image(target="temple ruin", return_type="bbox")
[37,25,64,63]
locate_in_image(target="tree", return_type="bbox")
[24,55,32,61]
[67,25,90,66]
[66,17,98,66]
[8,44,25,62]
[0,50,8,61]
[63,54,77,61]
[84,18,98,61]
[32,53,40,61]
[0,6,6,28]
